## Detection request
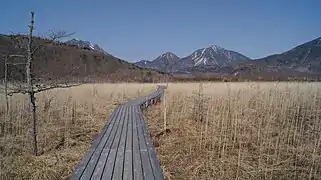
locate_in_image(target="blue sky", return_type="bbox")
[1,0,320,62]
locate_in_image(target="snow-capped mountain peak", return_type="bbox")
[134,52,180,71]
[171,44,251,69]
[65,38,107,54]
[135,45,251,72]
[209,45,224,52]
[188,45,248,66]
[156,52,180,62]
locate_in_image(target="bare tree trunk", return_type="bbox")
[4,12,74,155]
[27,12,34,89]
[2,56,9,137]
[4,56,9,114]
[29,91,37,155]
[163,92,167,131]
[27,12,38,156]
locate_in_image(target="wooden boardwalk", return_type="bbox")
[71,86,166,180]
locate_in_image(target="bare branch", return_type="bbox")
[4,11,77,156]
[47,29,75,41]
[7,32,28,50]
[31,30,74,55]
[6,83,81,96]
[33,83,81,93]
[31,44,43,55]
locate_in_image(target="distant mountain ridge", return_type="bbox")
[135,52,180,71]
[65,38,107,54]
[172,45,251,72]
[230,37,321,78]
[0,34,166,83]
[135,37,321,79]
[135,45,251,72]
[4,34,319,82]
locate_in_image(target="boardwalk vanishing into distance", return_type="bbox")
[71,85,166,180]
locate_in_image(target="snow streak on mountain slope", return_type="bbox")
[65,38,107,54]
[182,45,250,67]
[136,45,251,72]
[135,52,180,71]
[167,45,251,72]
[154,52,180,64]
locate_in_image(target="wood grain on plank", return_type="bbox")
[71,106,122,180]
[101,105,128,179]
[72,86,166,180]
[123,105,134,180]
[90,106,126,179]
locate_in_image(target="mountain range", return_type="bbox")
[1,33,321,82]
[135,45,251,72]
[135,37,321,79]
[135,52,180,71]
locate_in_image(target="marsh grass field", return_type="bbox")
[146,82,321,180]
[0,82,321,180]
[0,83,157,180]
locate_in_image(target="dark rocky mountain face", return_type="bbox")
[270,37,321,72]
[135,52,180,72]
[173,45,250,70]
[231,37,321,78]
[135,60,152,67]
[152,52,180,70]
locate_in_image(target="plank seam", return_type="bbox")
[99,106,127,179]
[137,105,157,180]
[109,105,128,179]
[121,105,130,178]
[130,105,134,179]
[86,106,124,179]
[136,105,145,180]
[73,106,121,179]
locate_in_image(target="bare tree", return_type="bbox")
[3,12,77,156]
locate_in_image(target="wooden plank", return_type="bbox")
[71,106,122,180]
[123,105,134,180]
[79,106,125,180]
[101,105,129,179]
[90,148,109,179]
[132,105,144,180]
[72,86,166,180]
[135,105,155,180]
[72,106,119,177]
[137,107,164,180]
[112,105,130,179]
[99,107,127,179]
[90,106,126,179]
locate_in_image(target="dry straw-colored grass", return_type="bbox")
[145,82,321,180]
[1,82,321,180]
[0,83,157,180]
